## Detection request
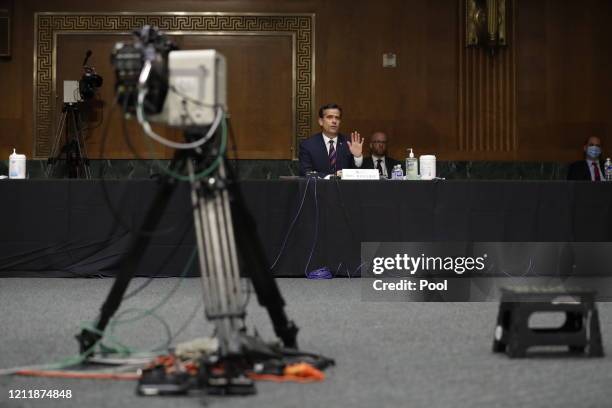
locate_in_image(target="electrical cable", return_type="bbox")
[149,114,228,182]
[166,299,203,345]
[269,176,312,270]
[226,117,240,178]
[0,246,199,375]
[306,267,333,280]
[333,177,360,241]
[136,61,224,150]
[333,177,369,277]
[96,64,226,238]
[105,308,175,354]
[168,85,217,108]
[122,222,194,300]
[97,94,190,238]
[80,97,105,134]
[303,177,321,278]
[301,179,369,279]
[117,95,147,161]
[14,370,140,381]
[97,247,197,355]
[113,248,196,326]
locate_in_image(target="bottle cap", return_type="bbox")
[408,148,414,158]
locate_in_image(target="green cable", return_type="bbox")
[112,247,196,325]
[10,117,224,374]
[100,247,198,355]
[148,115,228,182]
[29,246,198,370]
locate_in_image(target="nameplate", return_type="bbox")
[341,169,380,180]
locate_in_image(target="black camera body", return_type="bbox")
[111,26,177,115]
[79,66,103,101]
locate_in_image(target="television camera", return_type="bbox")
[76,26,327,397]
[46,50,104,178]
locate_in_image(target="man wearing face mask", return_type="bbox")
[567,136,605,180]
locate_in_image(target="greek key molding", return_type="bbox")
[33,12,315,158]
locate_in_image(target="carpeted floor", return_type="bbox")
[1,278,611,408]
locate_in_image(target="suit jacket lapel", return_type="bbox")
[385,159,394,177]
[316,133,331,173]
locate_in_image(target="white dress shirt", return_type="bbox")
[587,159,603,181]
[371,154,388,177]
[322,133,363,168]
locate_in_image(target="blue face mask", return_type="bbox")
[587,145,602,159]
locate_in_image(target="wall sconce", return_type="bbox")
[466,0,507,55]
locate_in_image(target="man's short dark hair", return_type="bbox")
[318,103,342,118]
[584,136,602,146]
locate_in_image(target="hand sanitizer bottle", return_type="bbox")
[9,149,27,179]
[405,148,418,180]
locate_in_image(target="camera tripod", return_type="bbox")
[46,103,92,179]
[76,127,300,395]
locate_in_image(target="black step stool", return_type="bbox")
[492,287,604,358]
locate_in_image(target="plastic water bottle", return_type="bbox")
[605,158,612,181]
[391,164,403,180]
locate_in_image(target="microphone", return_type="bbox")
[82,50,92,66]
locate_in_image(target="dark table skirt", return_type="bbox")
[1,179,611,277]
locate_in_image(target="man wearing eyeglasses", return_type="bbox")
[362,131,403,179]
[567,136,605,181]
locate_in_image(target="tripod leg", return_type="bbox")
[46,111,68,178]
[69,110,88,179]
[217,162,246,325]
[76,153,186,353]
[188,161,245,356]
[73,109,92,179]
[225,161,299,348]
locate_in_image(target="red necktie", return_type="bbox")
[592,162,601,181]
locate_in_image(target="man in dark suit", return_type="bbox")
[298,103,364,176]
[567,136,604,181]
[362,131,403,178]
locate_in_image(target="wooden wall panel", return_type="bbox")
[458,0,517,158]
[32,12,312,159]
[0,0,21,157]
[182,35,293,159]
[54,33,293,159]
[317,0,458,160]
[54,34,167,160]
[1,0,611,162]
[515,0,612,161]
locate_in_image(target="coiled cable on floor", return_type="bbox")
[306,267,333,280]
[304,177,325,278]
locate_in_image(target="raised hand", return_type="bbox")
[347,131,364,158]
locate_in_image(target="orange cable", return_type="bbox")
[16,370,140,381]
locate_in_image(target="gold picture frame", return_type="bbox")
[33,12,315,159]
